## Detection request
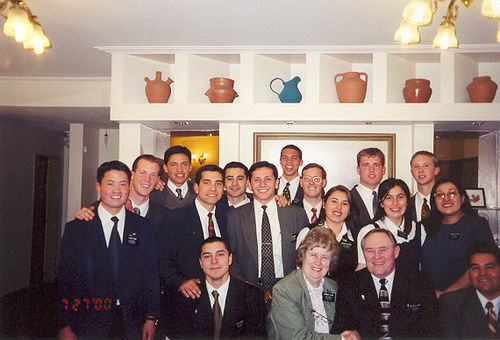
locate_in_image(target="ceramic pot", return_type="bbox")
[403,78,432,103]
[467,76,498,103]
[269,76,302,103]
[205,77,239,103]
[334,72,368,103]
[144,71,173,103]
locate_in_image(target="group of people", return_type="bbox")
[56,144,498,339]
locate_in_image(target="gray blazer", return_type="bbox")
[268,269,341,340]
[227,202,308,287]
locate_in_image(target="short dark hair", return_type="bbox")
[356,148,385,166]
[302,163,326,179]
[361,228,398,250]
[199,236,232,257]
[280,144,302,160]
[194,164,224,185]
[132,154,162,175]
[248,161,278,180]
[467,242,500,266]
[163,145,191,164]
[296,227,340,271]
[96,160,131,183]
[410,150,439,167]
[223,161,248,179]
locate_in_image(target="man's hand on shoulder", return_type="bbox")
[341,330,361,340]
[274,194,291,208]
[59,326,77,340]
[141,320,156,340]
[155,179,165,191]
[74,206,95,221]
[179,279,201,299]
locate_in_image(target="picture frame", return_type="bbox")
[254,132,395,189]
[465,188,486,208]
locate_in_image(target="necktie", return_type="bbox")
[230,205,235,209]
[372,191,379,218]
[109,216,121,285]
[379,278,390,338]
[176,188,183,200]
[282,182,291,202]
[207,212,215,237]
[487,302,497,338]
[311,208,318,224]
[261,205,275,291]
[133,207,140,215]
[212,290,222,340]
[421,198,430,220]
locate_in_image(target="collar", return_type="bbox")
[476,290,500,315]
[280,175,300,186]
[167,179,188,195]
[195,197,216,216]
[415,190,431,203]
[230,195,250,208]
[303,199,322,212]
[371,268,396,289]
[253,197,277,211]
[379,216,405,229]
[97,203,126,223]
[303,272,325,293]
[131,198,149,217]
[357,182,379,195]
[206,276,231,302]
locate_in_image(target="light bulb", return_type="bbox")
[433,21,458,50]
[403,0,434,26]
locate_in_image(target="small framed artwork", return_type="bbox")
[465,188,486,208]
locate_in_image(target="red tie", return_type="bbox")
[311,208,318,223]
[208,212,215,237]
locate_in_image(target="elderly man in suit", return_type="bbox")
[278,144,304,205]
[227,161,309,296]
[440,242,500,338]
[333,228,438,338]
[57,160,159,340]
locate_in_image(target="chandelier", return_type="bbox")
[395,0,500,50]
[0,0,51,54]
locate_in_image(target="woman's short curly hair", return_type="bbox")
[295,227,341,271]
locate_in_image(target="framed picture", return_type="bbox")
[465,188,486,208]
[254,132,395,189]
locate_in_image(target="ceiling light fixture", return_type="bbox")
[1,0,51,54]
[395,0,500,50]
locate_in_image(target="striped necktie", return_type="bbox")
[487,302,497,338]
[379,278,390,339]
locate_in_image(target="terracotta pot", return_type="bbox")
[403,78,432,103]
[467,76,498,103]
[334,72,368,103]
[205,77,239,103]
[144,71,173,103]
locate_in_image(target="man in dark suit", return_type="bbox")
[294,163,327,224]
[177,236,264,338]
[278,144,304,205]
[219,161,253,209]
[440,242,500,338]
[227,161,309,295]
[150,145,197,210]
[333,228,438,338]
[409,150,440,222]
[350,147,386,235]
[57,160,160,340]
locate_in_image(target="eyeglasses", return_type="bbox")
[303,176,323,184]
[434,191,459,200]
[310,309,333,324]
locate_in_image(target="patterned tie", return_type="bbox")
[207,212,215,237]
[282,182,291,202]
[379,278,390,339]
[176,188,183,200]
[109,216,121,285]
[487,302,497,338]
[372,191,379,218]
[212,290,222,340]
[421,198,430,220]
[311,208,318,224]
[261,205,275,291]
[133,207,140,215]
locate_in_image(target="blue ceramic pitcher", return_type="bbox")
[270,76,302,103]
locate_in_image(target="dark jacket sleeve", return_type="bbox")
[439,290,463,338]
[158,210,186,290]
[227,209,245,283]
[415,271,440,337]
[140,217,161,318]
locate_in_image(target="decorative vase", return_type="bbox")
[334,72,368,103]
[269,76,302,103]
[403,78,432,103]
[144,71,173,103]
[205,77,239,103]
[467,76,498,103]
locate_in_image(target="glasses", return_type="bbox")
[434,191,459,200]
[310,309,333,324]
[303,176,323,184]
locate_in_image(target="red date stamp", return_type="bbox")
[61,298,113,311]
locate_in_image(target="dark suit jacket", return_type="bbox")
[158,200,229,291]
[177,277,264,338]
[57,210,160,338]
[409,195,417,222]
[146,200,170,238]
[350,185,374,237]
[277,178,304,206]
[440,287,500,338]
[150,179,196,210]
[333,267,439,338]
[226,202,309,288]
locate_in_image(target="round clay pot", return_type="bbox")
[403,78,432,103]
[144,71,173,103]
[205,77,239,103]
[467,76,498,103]
[334,72,368,103]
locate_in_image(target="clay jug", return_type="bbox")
[403,78,432,103]
[144,71,173,103]
[269,76,302,103]
[334,72,368,103]
[205,77,239,103]
[467,76,498,103]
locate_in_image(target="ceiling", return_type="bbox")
[0,0,498,132]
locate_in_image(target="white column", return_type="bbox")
[66,123,84,222]
[119,123,142,168]
[219,122,240,166]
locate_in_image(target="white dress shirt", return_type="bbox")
[195,198,221,239]
[167,179,189,198]
[98,204,126,247]
[370,269,396,302]
[253,199,284,279]
[206,276,231,316]
[279,176,300,201]
[303,199,323,223]
[131,198,149,217]
[476,290,500,316]
[355,183,379,219]
[296,222,353,250]
[229,195,250,208]
[414,191,431,222]
[304,274,330,334]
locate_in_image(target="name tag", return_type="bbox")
[127,233,139,246]
[291,233,298,243]
[408,303,422,312]
[449,232,461,240]
[397,230,408,240]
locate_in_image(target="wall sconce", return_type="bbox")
[192,153,208,165]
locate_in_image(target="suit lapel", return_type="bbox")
[296,270,315,331]
[196,284,214,334]
[464,288,490,337]
[189,202,205,243]
[323,278,337,327]
[241,204,259,270]
[215,204,228,240]
[278,207,293,274]
[351,185,371,225]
